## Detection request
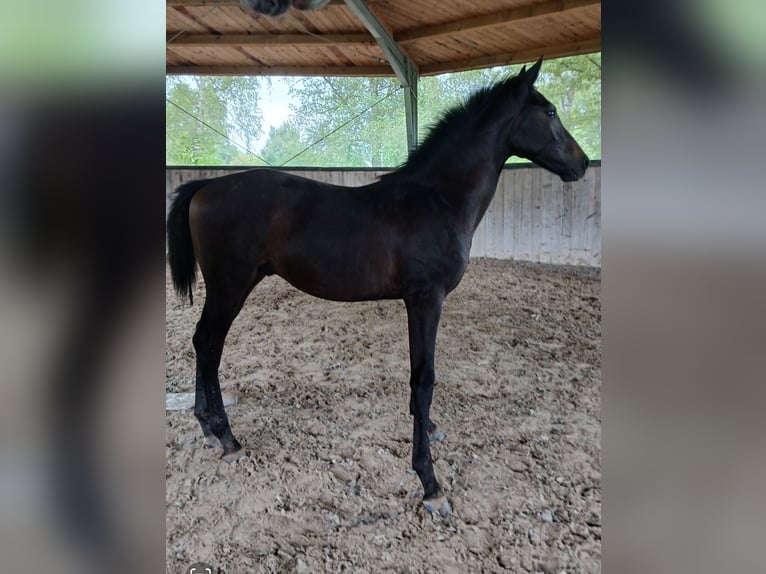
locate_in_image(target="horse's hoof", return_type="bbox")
[423,495,452,517]
[222,448,246,463]
[203,435,221,448]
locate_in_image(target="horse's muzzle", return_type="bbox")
[562,155,589,182]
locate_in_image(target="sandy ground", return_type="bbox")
[166,259,601,573]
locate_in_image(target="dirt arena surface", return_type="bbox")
[166,259,601,573]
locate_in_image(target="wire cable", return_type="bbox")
[166,98,272,165]
[278,85,402,166]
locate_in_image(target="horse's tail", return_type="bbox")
[166,178,209,305]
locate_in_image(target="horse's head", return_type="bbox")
[507,57,590,182]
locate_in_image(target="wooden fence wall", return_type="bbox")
[166,164,601,267]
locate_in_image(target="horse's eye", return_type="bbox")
[547,109,557,119]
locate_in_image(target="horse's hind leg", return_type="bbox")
[193,272,262,460]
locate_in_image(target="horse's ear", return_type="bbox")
[523,56,543,86]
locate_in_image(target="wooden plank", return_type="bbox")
[501,174,514,258]
[517,169,530,261]
[168,32,376,46]
[539,170,556,264]
[532,169,542,262]
[492,182,505,258]
[472,206,486,257]
[166,64,394,76]
[523,169,534,262]
[536,171,548,263]
[396,0,601,43]
[565,173,575,264]
[555,171,568,264]
[419,37,601,76]
[568,169,584,264]
[486,186,496,258]
[509,171,519,260]
[587,166,601,266]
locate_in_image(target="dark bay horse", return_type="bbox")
[167,57,589,501]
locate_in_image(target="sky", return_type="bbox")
[256,77,297,150]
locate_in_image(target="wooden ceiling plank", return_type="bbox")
[168,32,376,46]
[166,64,394,76]
[396,0,600,43]
[419,36,601,75]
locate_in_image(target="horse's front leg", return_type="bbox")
[404,288,445,500]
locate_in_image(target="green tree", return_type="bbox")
[260,123,305,167]
[286,76,407,167]
[166,76,264,165]
[534,53,601,159]
[168,53,601,167]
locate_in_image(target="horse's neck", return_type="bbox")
[438,146,507,235]
[456,124,512,229]
[464,166,504,233]
[400,121,510,234]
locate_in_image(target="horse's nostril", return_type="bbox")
[582,156,590,172]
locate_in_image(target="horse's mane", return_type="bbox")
[381,73,523,182]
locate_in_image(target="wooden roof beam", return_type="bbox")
[419,37,602,76]
[167,32,375,46]
[396,0,600,43]
[166,64,395,76]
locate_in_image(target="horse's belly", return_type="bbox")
[274,250,400,302]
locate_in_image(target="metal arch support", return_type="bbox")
[344,0,419,151]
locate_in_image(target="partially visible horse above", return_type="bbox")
[167,57,589,502]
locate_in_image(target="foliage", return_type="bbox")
[534,53,601,159]
[165,53,601,166]
[166,76,264,166]
[260,123,306,167]
[282,76,406,167]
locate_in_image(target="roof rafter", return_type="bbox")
[167,32,376,46]
[166,64,394,76]
[419,37,601,76]
[396,0,600,43]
